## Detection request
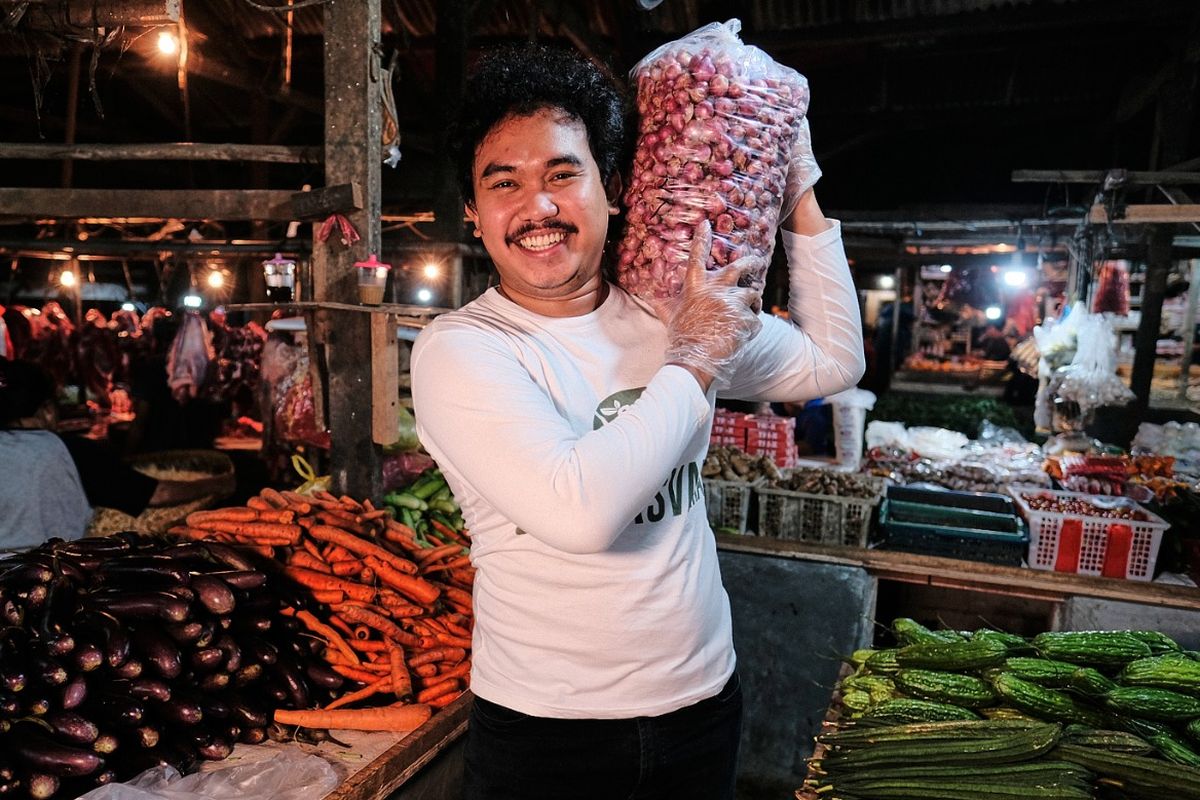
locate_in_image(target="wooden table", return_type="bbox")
[716,535,1200,611]
[324,693,470,800]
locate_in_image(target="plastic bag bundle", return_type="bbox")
[616,19,809,300]
[1055,313,1135,414]
[1091,260,1131,315]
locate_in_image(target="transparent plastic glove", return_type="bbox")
[659,221,764,384]
[781,116,822,220]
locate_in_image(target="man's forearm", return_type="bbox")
[781,190,833,236]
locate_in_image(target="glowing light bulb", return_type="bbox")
[207,271,225,289]
[183,294,202,309]
[59,270,77,288]
[985,306,1002,321]
[121,302,136,312]
[415,288,433,304]
[940,264,953,273]
[1002,269,1027,288]
[158,30,178,55]
[422,262,441,280]
[878,275,895,290]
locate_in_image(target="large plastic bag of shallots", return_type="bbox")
[616,19,810,301]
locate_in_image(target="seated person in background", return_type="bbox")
[0,360,91,549]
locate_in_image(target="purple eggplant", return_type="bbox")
[134,726,159,749]
[60,674,88,710]
[239,727,267,745]
[165,621,204,643]
[26,774,59,800]
[190,574,236,615]
[9,726,103,777]
[92,734,118,755]
[305,661,345,691]
[73,642,103,673]
[197,737,231,761]
[31,656,67,687]
[87,591,190,623]
[113,658,143,679]
[233,664,263,687]
[230,702,268,728]
[127,678,171,704]
[45,713,99,747]
[215,635,242,672]
[199,544,255,571]
[157,698,203,726]
[131,628,182,679]
[199,672,230,692]
[191,647,224,672]
[208,570,267,591]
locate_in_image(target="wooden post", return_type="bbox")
[1129,227,1173,413]
[1179,259,1200,403]
[61,43,82,188]
[314,0,384,499]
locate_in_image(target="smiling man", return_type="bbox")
[411,44,864,799]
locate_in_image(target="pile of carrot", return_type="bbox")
[168,485,474,732]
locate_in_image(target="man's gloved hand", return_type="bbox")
[658,221,763,385]
[781,116,821,220]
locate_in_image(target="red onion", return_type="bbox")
[617,20,810,300]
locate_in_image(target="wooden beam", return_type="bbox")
[316,0,384,499]
[370,314,399,445]
[1088,204,1200,224]
[62,0,178,26]
[290,183,362,219]
[1130,228,1173,419]
[0,142,321,164]
[1014,169,1200,185]
[0,188,296,221]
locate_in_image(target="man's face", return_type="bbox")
[466,108,614,308]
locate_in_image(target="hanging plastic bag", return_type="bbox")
[616,19,810,300]
[77,749,338,800]
[1055,313,1135,415]
[292,454,331,496]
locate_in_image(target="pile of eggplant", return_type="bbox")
[0,533,344,799]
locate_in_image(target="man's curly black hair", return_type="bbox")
[449,43,629,206]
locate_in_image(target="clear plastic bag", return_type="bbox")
[616,19,810,300]
[1055,313,1135,415]
[77,749,338,800]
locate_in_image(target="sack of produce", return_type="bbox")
[1091,260,1131,316]
[616,19,810,300]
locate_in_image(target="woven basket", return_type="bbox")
[86,450,234,537]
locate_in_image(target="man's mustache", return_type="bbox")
[506,220,578,245]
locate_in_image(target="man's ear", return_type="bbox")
[605,173,623,215]
[465,201,480,233]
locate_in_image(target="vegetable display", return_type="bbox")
[0,535,338,799]
[169,468,473,733]
[616,20,808,300]
[805,618,1200,799]
[831,619,1200,768]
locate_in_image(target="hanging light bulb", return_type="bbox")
[158,30,178,55]
[207,271,225,289]
[59,269,77,288]
[422,262,441,280]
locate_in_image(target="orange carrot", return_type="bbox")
[352,625,371,641]
[421,556,473,575]
[379,600,424,618]
[427,690,464,708]
[416,678,460,704]
[290,551,331,574]
[389,647,412,699]
[191,519,303,544]
[359,567,376,585]
[409,647,466,668]
[324,675,392,710]
[187,508,258,526]
[331,559,365,577]
[324,544,356,563]
[440,617,472,638]
[259,487,289,508]
[274,705,432,732]
[416,543,464,566]
[414,663,437,677]
[429,519,467,545]
[247,497,273,511]
[283,566,375,602]
[432,660,471,684]
[363,556,440,606]
[294,609,360,666]
[312,590,345,605]
[347,638,388,653]
[329,615,355,637]
[440,585,473,611]
[334,604,421,647]
[307,525,419,576]
[254,509,296,525]
[338,495,363,511]
[434,633,473,650]
[331,664,385,684]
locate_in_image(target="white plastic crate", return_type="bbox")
[704,478,759,535]
[1008,487,1170,581]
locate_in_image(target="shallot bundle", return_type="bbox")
[617,20,810,300]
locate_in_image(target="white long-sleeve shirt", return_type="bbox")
[411,221,863,718]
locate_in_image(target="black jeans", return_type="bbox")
[464,673,743,800]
